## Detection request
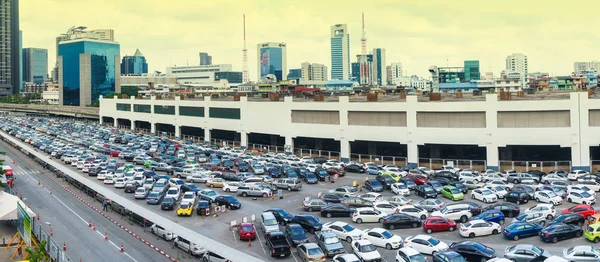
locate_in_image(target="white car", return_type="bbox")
[181,192,196,205]
[459,220,502,238]
[134,187,148,199]
[104,175,115,184]
[97,170,109,180]
[459,172,481,182]
[567,170,589,181]
[567,185,596,197]
[386,168,405,177]
[567,191,596,205]
[165,187,181,201]
[395,247,427,262]
[534,190,562,205]
[132,174,145,186]
[123,171,135,181]
[403,235,448,255]
[484,185,508,198]
[578,180,600,192]
[373,201,399,215]
[322,221,363,242]
[150,224,178,241]
[114,167,125,177]
[418,167,434,176]
[525,204,556,220]
[542,174,568,184]
[391,183,410,196]
[143,178,154,190]
[483,173,505,183]
[470,189,498,203]
[431,204,472,223]
[114,178,126,188]
[486,180,514,190]
[352,208,387,224]
[385,196,412,206]
[169,178,184,188]
[395,205,428,220]
[186,173,209,183]
[223,182,244,193]
[360,192,383,203]
[306,164,319,173]
[82,163,90,172]
[361,228,403,250]
[351,239,381,262]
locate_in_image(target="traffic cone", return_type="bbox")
[38,179,40,185]
[92,224,96,232]
[120,243,124,252]
[104,232,108,241]
[248,238,251,247]
[88,220,92,227]
[50,190,52,195]
[50,227,53,237]
[37,215,40,221]
[63,242,67,251]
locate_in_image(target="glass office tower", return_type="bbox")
[464,60,480,81]
[121,49,148,75]
[22,48,48,84]
[257,42,287,81]
[59,39,120,106]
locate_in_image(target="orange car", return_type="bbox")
[206,178,225,188]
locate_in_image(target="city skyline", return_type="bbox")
[20,0,600,81]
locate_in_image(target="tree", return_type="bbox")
[25,239,49,262]
[87,100,100,107]
[121,86,139,97]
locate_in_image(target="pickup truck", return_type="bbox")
[265,231,291,257]
[315,231,345,257]
[174,168,201,179]
[150,162,171,172]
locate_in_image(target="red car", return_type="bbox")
[407,174,428,185]
[562,204,595,219]
[423,216,456,234]
[110,150,121,157]
[237,223,256,240]
[326,168,345,177]
[212,166,232,173]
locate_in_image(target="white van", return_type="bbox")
[260,212,279,234]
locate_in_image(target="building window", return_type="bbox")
[179,106,205,117]
[133,104,151,113]
[154,105,175,115]
[116,103,131,111]
[209,107,241,120]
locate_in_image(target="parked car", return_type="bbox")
[471,210,505,225]
[504,244,552,262]
[423,216,457,234]
[503,222,543,241]
[265,231,291,257]
[284,223,309,247]
[449,241,496,261]
[320,204,356,218]
[540,223,584,243]
[403,235,448,256]
[562,245,600,262]
[382,214,422,230]
[459,220,502,238]
[482,203,520,218]
[548,213,585,227]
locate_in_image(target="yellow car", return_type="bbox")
[380,172,401,182]
[207,178,225,188]
[176,202,193,216]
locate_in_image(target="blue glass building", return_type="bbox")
[257,42,287,81]
[59,39,120,106]
[121,49,148,75]
[330,24,350,80]
[287,69,302,79]
[22,48,48,84]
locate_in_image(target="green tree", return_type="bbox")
[25,239,49,262]
[87,100,100,107]
[121,86,139,97]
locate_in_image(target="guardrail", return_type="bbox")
[499,160,571,173]
[0,131,263,262]
[0,103,99,118]
[350,154,407,166]
[418,158,487,171]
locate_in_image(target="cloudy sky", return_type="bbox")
[21,0,600,80]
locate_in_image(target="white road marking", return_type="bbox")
[252,225,268,256]
[290,251,299,262]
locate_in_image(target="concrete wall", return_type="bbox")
[99,93,600,171]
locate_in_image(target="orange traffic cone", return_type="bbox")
[50,227,54,237]
[248,238,251,247]
[104,232,108,241]
[63,242,67,251]
[120,243,124,252]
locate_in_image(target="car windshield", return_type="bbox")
[431,182,441,187]
[381,231,393,239]
[277,210,291,217]
[473,243,491,253]
[581,186,591,191]
[307,247,323,256]
[447,255,467,262]
[450,188,461,194]
[183,194,193,199]
[581,192,592,197]
[494,186,504,191]
[342,224,356,232]
[304,216,319,223]
[224,196,235,201]
[264,219,278,226]
[531,246,543,255]
[546,192,557,198]
[360,244,377,252]
[482,190,493,195]
[135,188,145,193]
[424,187,434,192]
[515,214,527,220]
[242,226,253,232]
[397,184,407,189]
[167,189,177,194]
[204,191,216,196]
[187,184,198,189]
[291,227,304,235]
[180,203,189,208]
[427,237,440,245]
[408,254,427,262]
[162,198,173,203]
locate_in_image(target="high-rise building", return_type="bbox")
[386,66,392,85]
[52,27,114,82]
[22,48,48,84]
[351,62,360,82]
[19,30,22,92]
[330,24,350,80]
[372,48,387,85]
[356,54,373,85]
[287,69,302,79]
[0,0,20,96]
[121,49,148,76]
[300,62,328,81]
[464,60,480,81]
[574,61,600,74]
[506,53,528,89]
[257,42,287,81]
[58,39,120,107]
[199,52,212,65]
[390,62,403,86]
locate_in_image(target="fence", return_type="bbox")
[294,148,340,160]
[499,160,572,173]
[211,138,241,148]
[180,134,204,143]
[247,143,286,154]
[350,154,407,166]
[591,160,600,173]
[419,158,487,171]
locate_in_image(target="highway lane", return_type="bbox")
[0,141,179,262]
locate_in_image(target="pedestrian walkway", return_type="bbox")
[13,170,41,176]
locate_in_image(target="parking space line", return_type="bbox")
[290,251,299,262]
[252,225,267,256]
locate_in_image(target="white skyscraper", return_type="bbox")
[390,62,403,86]
[330,24,350,80]
[506,53,528,89]
[301,62,328,81]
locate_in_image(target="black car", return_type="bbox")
[214,195,241,210]
[341,197,373,208]
[433,251,467,262]
[195,201,210,216]
[434,171,459,181]
[376,175,395,190]
[381,214,421,230]
[504,191,530,205]
[449,241,496,261]
[160,197,177,210]
[124,182,137,193]
[264,208,294,225]
[540,223,583,243]
[511,186,535,200]
[314,168,330,181]
[548,213,585,227]
[365,179,384,192]
[320,204,355,218]
[455,202,483,216]
[290,215,323,233]
[181,183,201,195]
[431,177,451,186]
[415,185,437,198]
[320,193,344,203]
[528,170,546,181]
[345,164,365,173]
[482,203,520,218]
[284,223,309,247]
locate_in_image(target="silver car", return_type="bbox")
[297,243,326,262]
[512,212,546,226]
[563,245,600,262]
[414,199,445,212]
[134,187,149,199]
[504,244,552,262]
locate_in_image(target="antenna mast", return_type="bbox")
[361,13,367,54]
[242,14,249,83]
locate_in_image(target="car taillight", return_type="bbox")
[271,248,276,254]
[354,213,359,217]
[383,219,388,223]
[439,205,443,208]
[544,232,550,237]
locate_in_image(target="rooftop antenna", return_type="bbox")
[361,13,367,54]
[242,14,249,84]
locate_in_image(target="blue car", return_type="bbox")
[304,173,318,184]
[268,167,281,178]
[472,210,505,225]
[366,166,381,175]
[503,221,543,241]
[287,170,298,179]
[315,169,330,181]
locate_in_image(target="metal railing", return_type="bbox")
[247,143,286,154]
[180,134,204,143]
[419,158,487,170]
[0,103,99,116]
[294,148,340,160]
[350,154,407,166]
[499,160,571,172]
[211,138,241,148]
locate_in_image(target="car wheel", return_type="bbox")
[385,243,393,250]
[513,235,519,241]
[262,193,268,198]
[356,218,363,224]
[516,200,520,205]
[346,237,352,242]
[152,168,156,171]
[552,237,558,243]
[594,237,600,243]
[426,228,432,234]
[308,207,313,212]
[578,221,583,226]
[583,201,587,205]
[460,216,468,223]
[492,229,499,234]
[469,233,475,238]
[209,184,214,188]
[162,234,167,240]
[412,223,418,228]
[524,199,529,203]
[226,188,230,192]
[514,179,519,184]
[547,214,553,220]
[576,231,582,237]
[431,208,437,212]
[242,192,248,197]
[568,198,572,203]
[539,220,545,226]
[420,215,427,220]
[378,218,383,223]
[535,198,540,202]
[326,213,332,218]
[287,187,292,191]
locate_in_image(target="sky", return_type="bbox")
[21,0,600,80]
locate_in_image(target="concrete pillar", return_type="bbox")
[151,122,156,134]
[340,139,350,163]
[99,117,103,125]
[130,120,135,131]
[572,145,590,172]
[486,145,499,171]
[285,136,294,153]
[175,125,180,138]
[241,131,248,148]
[113,118,118,128]
[204,128,211,142]
[407,143,419,168]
